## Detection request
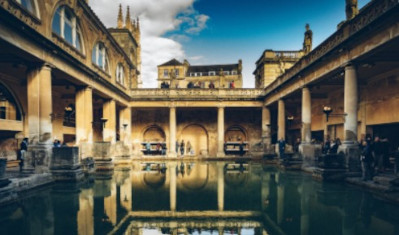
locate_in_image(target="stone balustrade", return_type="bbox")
[130,88,265,101]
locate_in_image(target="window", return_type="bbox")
[190,73,195,77]
[163,69,168,77]
[223,71,230,76]
[116,63,124,85]
[174,69,179,76]
[92,42,109,72]
[232,70,237,75]
[16,0,36,15]
[209,71,216,76]
[52,6,83,51]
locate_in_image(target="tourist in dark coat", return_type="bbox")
[360,140,374,181]
[278,138,286,159]
[180,140,185,156]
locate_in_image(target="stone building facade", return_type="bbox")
[157,59,243,88]
[0,0,399,177]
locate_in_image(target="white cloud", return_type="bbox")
[89,0,209,88]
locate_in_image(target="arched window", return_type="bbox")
[52,6,83,51]
[116,63,124,85]
[0,83,22,121]
[15,0,37,15]
[92,42,109,72]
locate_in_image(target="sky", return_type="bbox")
[90,0,370,88]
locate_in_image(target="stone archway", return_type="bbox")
[225,125,248,142]
[143,125,166,142]
[180,124,208,156]
[0,81,24,161]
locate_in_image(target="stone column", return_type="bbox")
[277,100,285,141]
[339,64,360,171]
[262,106,272,153]
[103,99,116,143]
[343,65,358,143]
[169,106,177,157]
[25,64,53,174]
[217,106,225,157]
[76,87,93,144]
[75,87,93,159]
[119,107,132,154]
[299,87,320,165]
[301,87,311,144]
[169,163,177,211]
[217,163,224,211]
[27,63,53,143]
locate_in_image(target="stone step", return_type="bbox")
[373,175,399,186]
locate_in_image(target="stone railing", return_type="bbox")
[264,0,399,96]
[130,88,265,101]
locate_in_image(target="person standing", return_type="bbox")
[360,140,374,181]
[175,141,179,154]
[382,137,391,171]
[19,138,28,172]
[239,141,245,156]
[372,136,384,173]
[186,141,192,155]
[145,141,151,155]
[278,138,286,159]
[180,140,185,156]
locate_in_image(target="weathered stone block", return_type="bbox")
[50,147,84,182]
[338,144,360,172]
[0,159,10,188]
[23,143,53,174]
[300,144,322,166]
[51,147,80,170]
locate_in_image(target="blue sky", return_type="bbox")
[92,0,370,88]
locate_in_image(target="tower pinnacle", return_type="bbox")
[125,6,132,31]
[117,4,123,29]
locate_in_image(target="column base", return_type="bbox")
[23,142,53,174]
[217,152,225,158]
[299,143,322,166]
[50,147,84,182]
[93,142,114,171]
[338,142,360,172]
[167,152,177,158]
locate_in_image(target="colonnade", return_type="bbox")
[23,63,132,172]
[263,64,359,164]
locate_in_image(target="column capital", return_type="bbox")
[341,61,357,70]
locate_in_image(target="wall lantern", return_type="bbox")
[100,118,108,128]
[323,105,346,122]
[122,123,128,130]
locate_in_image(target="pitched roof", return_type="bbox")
[187,64,238,73]
[158,58,183,66]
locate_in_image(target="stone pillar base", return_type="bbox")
[168,152,177,158]
[217,152,225,158]
[338,143,360,172]
[93,142,114,171]
[23,142,53,174]
[300,143,322,166]
[50,147,84,182]
[0,159,10,188]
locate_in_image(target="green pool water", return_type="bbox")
[0,161,398,235]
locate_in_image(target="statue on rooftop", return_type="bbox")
[303,24,313,55]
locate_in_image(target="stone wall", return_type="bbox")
[131,108,262,157]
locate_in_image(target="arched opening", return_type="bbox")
[143,125,166,142]
[225,125,247,142]
[0,82,24,161]
[180,124,208,156]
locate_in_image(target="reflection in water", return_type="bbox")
[1,161,399,235]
